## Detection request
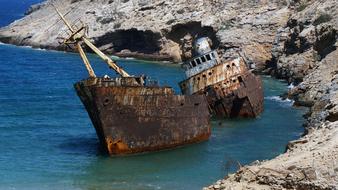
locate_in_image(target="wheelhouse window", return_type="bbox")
[196,58,202,65]
[211,52,215,58]
[206,54,211,61]
[201,56,206,62]
[191,60,197,67]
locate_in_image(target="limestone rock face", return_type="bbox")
[205,1,338,189]
[270,0,337,83]
[270,0,338,126]
[0,0,289,65]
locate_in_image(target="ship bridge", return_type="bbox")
[182,50,220,78]
[181,37,220,78]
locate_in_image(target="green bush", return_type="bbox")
[313,13,332,26]
[296,3,308,12]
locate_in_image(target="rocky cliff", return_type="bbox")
[0,0,289,65]
[206,0,338,189]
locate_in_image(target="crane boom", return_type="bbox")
[53,5,130,77]
[76,42,96,78]
[53,5,74,33]
[82,37,130,77]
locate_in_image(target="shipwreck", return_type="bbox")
[54,7,211,155]
[179,38,264,118]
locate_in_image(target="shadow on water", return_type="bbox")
[57,136,103,156]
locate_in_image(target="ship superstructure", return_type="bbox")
[179,38,264,118]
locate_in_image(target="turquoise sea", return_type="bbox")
[0,1,307,190]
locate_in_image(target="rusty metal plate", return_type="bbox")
[74,77,211,155]
[179,58,264,118]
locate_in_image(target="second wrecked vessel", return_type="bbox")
[179,38,264,118]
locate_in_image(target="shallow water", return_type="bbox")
[0,44,307,190]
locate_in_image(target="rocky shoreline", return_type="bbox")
[0,0,290,65]
[0,0,337,189]
[205,0,338,189]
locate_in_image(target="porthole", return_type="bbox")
[103,98,110,106]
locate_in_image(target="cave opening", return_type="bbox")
[92,28,162,54]
[165,21,220,49]
[164,21,220,61]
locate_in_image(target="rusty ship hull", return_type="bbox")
[179,57,264,118]
[75,77,211,155]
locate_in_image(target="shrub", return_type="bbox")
[313,13,332,26]
[296,3,308,12]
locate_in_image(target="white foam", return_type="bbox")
[110,55,120,59]
[265,96,294,107]
[36,48,47,51]
[288,83,295,89]
[23,45,33,49]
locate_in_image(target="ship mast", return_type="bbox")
[53,5,130,78]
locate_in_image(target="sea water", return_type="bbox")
[0,1,307,190]
[0,43,307,190]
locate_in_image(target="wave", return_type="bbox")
[288,83,295,89]
[36,48,48,51]
[9,44,59,52]
[23,45,33,49]
[24,45,52,52]
[110,55,120,59]
[265,96,294,107]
